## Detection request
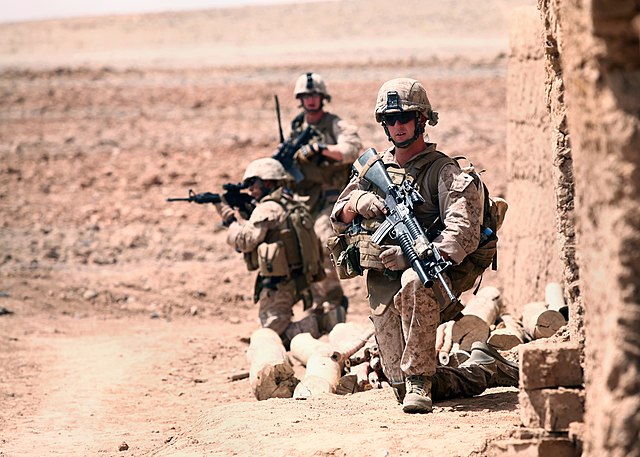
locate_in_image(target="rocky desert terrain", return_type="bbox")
[0,1,535,455]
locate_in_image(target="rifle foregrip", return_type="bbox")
[397,233,434,288]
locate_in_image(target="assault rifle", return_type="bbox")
[353,148,458,306]
[272,95,315,183]
[166,183,255,219]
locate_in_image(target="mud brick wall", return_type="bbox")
[537,0,585,347]
[537,1,640,456]
[502,7,562,316]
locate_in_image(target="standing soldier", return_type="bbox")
[215,158,325,349]
[287,71,362,329]
[330,78,516,414]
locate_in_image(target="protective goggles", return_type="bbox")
[383,111,415,126]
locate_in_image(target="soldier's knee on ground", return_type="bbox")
[317,301,347,334]
[281,310,321,349]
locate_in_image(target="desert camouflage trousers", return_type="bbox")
[257,279,319,346]
[370,269,443,383]
[310,207,345,307]
[370,268,494,400]
[257,279,297,336]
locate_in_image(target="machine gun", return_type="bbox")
[166,183,255,220]
[271,95,315,183]
[353,148,458,306]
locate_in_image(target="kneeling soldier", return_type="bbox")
[215,158,326,348]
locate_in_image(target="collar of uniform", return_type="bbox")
[383,142,438,166]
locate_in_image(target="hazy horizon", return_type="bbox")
[1,0,327,24]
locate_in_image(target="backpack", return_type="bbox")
[416,153,507,295]
[268,194,326,287]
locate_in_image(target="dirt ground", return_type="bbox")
[0,1,534,456]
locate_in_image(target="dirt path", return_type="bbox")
[0,314,254,456]
[0,312,519,457]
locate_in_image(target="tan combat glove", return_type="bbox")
[348,190,385,218]
[379,245,409,271]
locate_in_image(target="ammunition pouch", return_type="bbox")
[350,233,385,270]
[328,231,388,279]
[328,234,362,279]
[257,241,290,277]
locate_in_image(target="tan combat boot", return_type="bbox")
[402,375,433,414]
[462,342,519,388]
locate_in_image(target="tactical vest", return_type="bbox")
[330,148,506,296]
[250,189,326,291]
[289,112,353,213]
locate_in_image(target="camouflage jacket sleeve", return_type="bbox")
[330,176,364,234]
[226,200,284,253]
[431,163,482,264]
[330,116,362,162]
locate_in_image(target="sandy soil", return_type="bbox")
[0,1,534,455]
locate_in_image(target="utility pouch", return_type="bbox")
[350,233,385,271]
[328,234,362,279]
[257,241,289,277]
[243,251,259,271]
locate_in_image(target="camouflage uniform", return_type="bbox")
[289,73,362,310]
[331,144,482,386]
[227,188,318,344]
[222,159,321,346]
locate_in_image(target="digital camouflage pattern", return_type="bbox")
[331,143,482,387]
[290,109,361,310]
[226,188,311,341]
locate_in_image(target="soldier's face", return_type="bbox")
[301,93,322,111]
[247,178,264,199]
[385,113,416,143]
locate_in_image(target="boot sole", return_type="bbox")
[402,394,433,414]
[474,343,518,371]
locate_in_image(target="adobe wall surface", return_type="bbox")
[503,7,562,316]
[537,1,585,345]
[539,1,640,456]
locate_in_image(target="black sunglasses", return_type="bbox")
[383,111,415,126]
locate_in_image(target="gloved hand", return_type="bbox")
[298,143,323,161]
[379,245,409,271]
[214,203,236,227]
[348,190,385,218]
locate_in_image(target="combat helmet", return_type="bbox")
[242,158,292,183]
[294,72,331,102]
[374,78,439,148]
[374,78,438,126]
